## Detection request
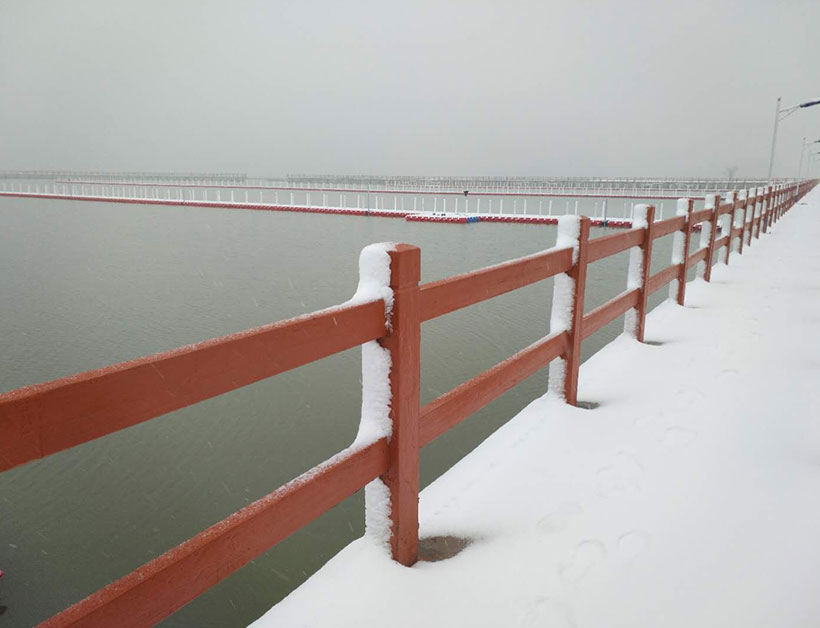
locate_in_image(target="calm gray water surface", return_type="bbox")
[0,196,688,627]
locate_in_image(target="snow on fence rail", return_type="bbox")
[1,180,816,628]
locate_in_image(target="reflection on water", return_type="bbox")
[0,196,683,627]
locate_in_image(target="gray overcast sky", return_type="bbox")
[1,0,818,179]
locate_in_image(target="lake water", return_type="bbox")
[0,195,694,627]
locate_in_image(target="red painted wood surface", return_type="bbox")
[635,206,656,342]
[38,439,389,628]
[0,300,386,472]
[652,215,686,239]
[689,207,713,225]
[419,248,573,321]
[581,289,640,339]
[647,263,680,295]
[586,228,644,263]
[676,200,695,305]
[563,217,591,405]
[381,245,421,566]
[687,247,709,268]
[419,331,570,447]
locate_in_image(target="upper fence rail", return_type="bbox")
[1,179,816,628]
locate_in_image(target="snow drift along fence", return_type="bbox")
[1,180,816,628]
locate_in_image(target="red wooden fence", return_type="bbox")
[1,180,816,627]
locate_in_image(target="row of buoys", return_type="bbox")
[406,213,471,223]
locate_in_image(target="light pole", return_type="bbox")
[797,139,820,183]
[767,96,820,182]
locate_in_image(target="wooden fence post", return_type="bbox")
[723,190,737,265]
[383,244,421,566]
[754,188,763,239]
[744,188,755,247]
[623,204,656,342]
[761,186,771,235]
[562,216,590,406]
[675,199,694,305]
[738,189,749,255]
[703,193,720,282]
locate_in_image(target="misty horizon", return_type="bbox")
[1,2,818,178]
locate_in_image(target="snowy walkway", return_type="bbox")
[252,189,820,628]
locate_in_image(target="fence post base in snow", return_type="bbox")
[382,244,421,566]
[635,205,656,342]
[675,199,694,306]
[554,216,590,407]
[724,190,738,265]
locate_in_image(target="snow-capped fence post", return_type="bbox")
[762,186,772,233]
[624,204,655,342]
[672,198,694,305]
[758,187,767,236]
[701,193,720,282]
[548,215,590,406]
[745,188,756,247]
[753,188,763,239]
[766,185,777,233]
[382,244,421,566]
[723,190,738,265]
[737,190,749,256]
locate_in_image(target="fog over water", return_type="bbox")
[1,0,818,178]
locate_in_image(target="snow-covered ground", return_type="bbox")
[252,188,820,628]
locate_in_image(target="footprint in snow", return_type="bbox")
[559,540,607,586]
[618,530,652,563]
[661,426,697,449]
[522,596,576,628]
[596,453,643,497]
[535,503,583,536]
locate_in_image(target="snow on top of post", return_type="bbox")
[547,217,582,398]
[348,242,397,317]
[632,204,650,230]
[555,215,581,264]
[704,193,718,210]
[348,243,397,451]
[676,198,689,217]
[549,216,582,334]
[626,205,650,295]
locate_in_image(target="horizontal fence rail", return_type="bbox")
[1,179,815,627]
[0,300,387,472]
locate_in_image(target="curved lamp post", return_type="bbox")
[767,97,820,182]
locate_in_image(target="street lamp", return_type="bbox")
[767,97,820,181]
[797,138,820,183]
